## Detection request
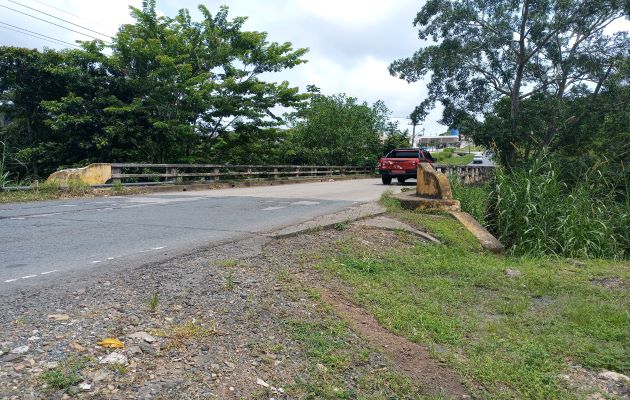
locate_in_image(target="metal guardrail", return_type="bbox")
[110,163,375,184]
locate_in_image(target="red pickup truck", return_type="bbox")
[377,148,435,184]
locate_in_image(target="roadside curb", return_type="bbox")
[267,202,387,238]
[449,211,505,253]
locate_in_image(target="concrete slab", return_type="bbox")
[352,216,441,244]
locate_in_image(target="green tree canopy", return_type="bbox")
[390,0,629,164]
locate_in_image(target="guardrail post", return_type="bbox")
[111,166,121,184]
[213,168,219,182]
[273,167,279,180]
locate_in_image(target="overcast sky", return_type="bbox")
[2,1,628,137]
[0,0,447,135]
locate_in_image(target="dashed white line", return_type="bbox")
[262,206,287,211]
[152,246,165,250]
[40,270,58,275]
[9,217,25,220]
[90,260,102,264]
[4,278,18,283]
[21,275,37,279]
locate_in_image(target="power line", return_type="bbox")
[0,4,109,42]
[0,22,80,48]
[29,0,110,31]
[6,0,111,39]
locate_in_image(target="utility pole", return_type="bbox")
[411,124,416,148]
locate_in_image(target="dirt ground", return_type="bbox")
[0,223,468,399]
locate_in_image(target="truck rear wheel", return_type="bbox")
[381,176,392,185]
[397,177,406,183]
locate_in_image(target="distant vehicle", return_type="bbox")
[473,154,483,164]
[377,148,434,185]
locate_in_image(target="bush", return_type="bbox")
[450,177,490,225]
[488,158,628,259]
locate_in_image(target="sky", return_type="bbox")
[1,1,628,138]
[0,0,445,136]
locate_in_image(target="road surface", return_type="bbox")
[467,152,494,166]
[0,179,398,293]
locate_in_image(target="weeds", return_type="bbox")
[152,320,217,348]
[0,141,11,189]
[67,179,90,195]
[333,222,348,231]
[111,181,125,194]
[226,272,235,290]
[41,355,90,393]
[218,258,239,268]
[147,291,159,311]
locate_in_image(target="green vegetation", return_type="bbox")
[218,258,239,268]
[286,306,425,398]
[226,272,235,290]
[312,197,630,399]
[449,178,489,225]
[147,291,159,311]
[41,355,91,393]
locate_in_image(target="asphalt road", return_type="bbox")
[467,152,494,166]
[0,178,398,293]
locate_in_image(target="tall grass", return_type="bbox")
[450,177,490,225]
[489,158,628,259]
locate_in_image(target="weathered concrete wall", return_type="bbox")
[47,163,112,186]
[434,165,493,184]
[416,163,453,200]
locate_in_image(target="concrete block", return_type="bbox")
[47,163,112,186]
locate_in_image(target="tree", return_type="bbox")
[285,94,402,165]
[390,0,629,164]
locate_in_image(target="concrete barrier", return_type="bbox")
[394,163,460,212]
[47,163,112,186]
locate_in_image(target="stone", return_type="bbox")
[128,331,157,343]
[91,369,111,382]
[69,342,86,353]
[224,361,235,369]
[10,346,29,355]
[99,352,128,366]
[138,341,155,355]
[79,382,92,391]
[598,370,629,382]
[47,314,70,321]
[505,269,523,278]
[128,345,142,355]
[2,353,24,362]
[256,378,269,388]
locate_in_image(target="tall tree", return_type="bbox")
[390,0,629,164]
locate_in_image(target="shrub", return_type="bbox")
[488,158,628,259]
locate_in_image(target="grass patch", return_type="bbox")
[308,195,630,398]
[41,355,91,394]
[285,314,425,398]
[450,178,490,225]
[434,149,474,165]
[152,320,217,348]
[218,258,239,268]
[147,291,159,311]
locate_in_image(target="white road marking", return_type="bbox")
[90,260,102,264]
[106,257,114,260]
[10,217,25,220]
[40,270,58,275]
[262,206,287,211]
[60,204,77,207]
[4,278,18,283]
[21,275,37,279]
[30,213,62,218]
[152,246,165,250]
[292,201,321,206]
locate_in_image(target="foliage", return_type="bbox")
[284,94,407,165]
[40,355,90,393]
[390,0,629,165]
[488,158,629,259]
[0,1,308,179]
[0,141,10,189]
[450,177,490,225]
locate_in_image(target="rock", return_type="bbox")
[2,353,24,362]
[128,345,142,355]
[505,269,523,278]
[91,369,111,382]
[128,331,157,343]
[99,352,128,366]
[69,342,86,353]
[27,336,40,341]
[47,314,70,321]
[316,363,327,372]
[256,378,269,388]
[46,361,59,369]
[598,370,630,382]
[10,345,29,355]
[76,288,86,295]
[79,382,92,391]
[138,341,155,355]
[224,361,235,369]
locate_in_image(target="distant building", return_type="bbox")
[417,136,460,149]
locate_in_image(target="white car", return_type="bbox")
[473,154,483,164]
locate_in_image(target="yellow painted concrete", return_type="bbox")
[47,163,112,186]
[416,163,453,200]
[450,211,505,253]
